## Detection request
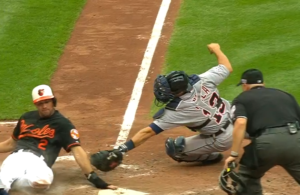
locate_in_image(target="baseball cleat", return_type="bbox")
[0,189,8,195]
[200,153,223,165]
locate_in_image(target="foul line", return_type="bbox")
[114,0,172,148]
[0,121,17,125]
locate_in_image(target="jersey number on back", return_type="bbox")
[202,92,225,124]
[38,139,49,150]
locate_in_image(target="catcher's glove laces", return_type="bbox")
[90,140,135,172]
[90,149,123,172]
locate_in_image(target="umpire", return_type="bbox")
[223,68,300,195]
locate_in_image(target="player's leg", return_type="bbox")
[165,134,223,163]
[165,125,233,163]
[0,176,9,195]
[0,151,29,192]
[11,153,53,191]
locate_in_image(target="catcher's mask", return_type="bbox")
[153,71,191,106]
[219,162,247,195]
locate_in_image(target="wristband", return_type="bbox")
[118,139,135,153]
[86,171,109,189]
[230,151,239,157]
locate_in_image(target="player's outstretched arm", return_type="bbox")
[207,43,233,73]
[71,146,118,190]
[118,126,156,152]
[89,127,156,172]
[0,137,16,153]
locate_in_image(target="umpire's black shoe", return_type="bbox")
[0,189,8,195]
[200,153,223,165]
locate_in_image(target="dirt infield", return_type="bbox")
[0,0,299,194]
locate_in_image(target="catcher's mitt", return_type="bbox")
[90,149,123,172]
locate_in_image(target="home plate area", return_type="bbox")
[53,156,152,195]
[98,188,149,195]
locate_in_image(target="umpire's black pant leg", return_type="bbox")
[281,131,300,184]
[237,133,278,195]
[236,164,273,195]
[283,164,300,184]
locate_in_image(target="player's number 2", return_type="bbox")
[38,139,48,150]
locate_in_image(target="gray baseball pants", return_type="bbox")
[179,123,233,161]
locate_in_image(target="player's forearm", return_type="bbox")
[118,127,156,153]
[72,146,94,175]
[0,138,16,153]
[72,146,111,189]
[213,49,232,72]
[131,129,155,147]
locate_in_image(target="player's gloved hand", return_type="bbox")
[86,171,118,189]
[90,149,123,172]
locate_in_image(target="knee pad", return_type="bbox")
[165,136,185,162]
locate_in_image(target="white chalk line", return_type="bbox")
[107,0,172,194]
[113,0,172,148]
[200,186,276,195]
[0,121,17,125]
[119,164,140,170]
[106,0,172,193]
[128,171,153,178]
[98,188,150,195]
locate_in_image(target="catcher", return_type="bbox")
[90,43,234,172]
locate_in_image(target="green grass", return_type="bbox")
[151,0,300,114]
[0,0,86,119]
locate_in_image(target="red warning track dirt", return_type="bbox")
[0,0,299,194]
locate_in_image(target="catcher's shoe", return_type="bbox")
[0,189,8,195]
[200,153,223,165]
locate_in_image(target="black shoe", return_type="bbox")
[200,153,223,165]
[0,189,8,195]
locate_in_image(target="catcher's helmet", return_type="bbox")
[219,162,247,195]
[153,71,191,105]
[32,84,57,106]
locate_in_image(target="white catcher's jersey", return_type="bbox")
[150,64,231,135]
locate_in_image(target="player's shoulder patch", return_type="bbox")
[188,74,201,85]
[153,108,165,119]
[165,97,181,111]
[70,129,80,139]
